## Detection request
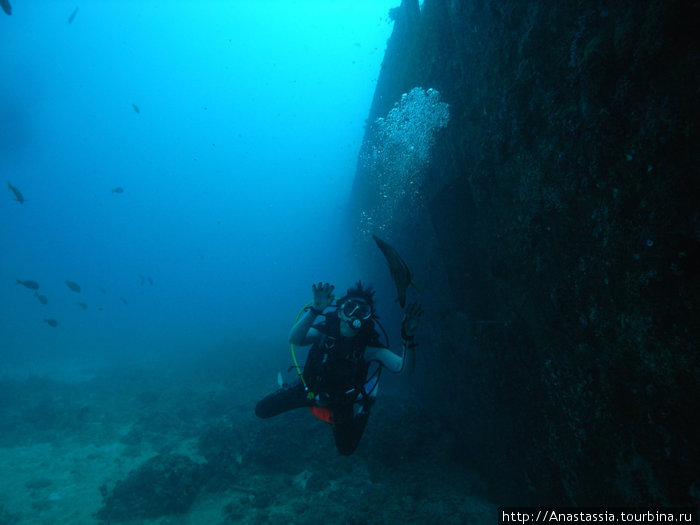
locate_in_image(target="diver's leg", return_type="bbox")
[255,382,311,418]
[332,401,373,456]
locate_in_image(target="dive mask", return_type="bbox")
[341,298,372,321]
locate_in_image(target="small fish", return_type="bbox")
[65,280,81,292]
[16,279,39,290]
[110,186,124,194]
[0,0,11,16]
[77,301,88,310]
[77,405,91,421]
[34,292,48,305]
[372,234,420,308]
[67,6,78,24]
[148,276,153,285]
[7,182,24,204]
[120,297,128,305]
[43,318,58,327]
[132,103,140,114]
[98,287,107,294]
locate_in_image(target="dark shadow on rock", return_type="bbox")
[96,453,202,521]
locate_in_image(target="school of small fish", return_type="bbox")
[12,270,156,327]
[8,157,153,328]
[3,8,157,332]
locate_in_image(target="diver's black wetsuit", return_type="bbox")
[255,312,382,456]
[255,381,373,455]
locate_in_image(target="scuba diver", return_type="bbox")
[255,281,423,455]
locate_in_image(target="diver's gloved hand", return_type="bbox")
[311,282,335,313]
[402,302,423,339]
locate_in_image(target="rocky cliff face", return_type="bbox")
[351,0,698,505]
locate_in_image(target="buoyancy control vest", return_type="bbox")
[302,311,383,406]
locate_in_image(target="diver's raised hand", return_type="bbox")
[311,282,334,312]
[402,302,423,339]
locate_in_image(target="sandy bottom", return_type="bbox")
[0,357,495,524]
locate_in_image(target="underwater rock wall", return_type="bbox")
[351,0,698,505]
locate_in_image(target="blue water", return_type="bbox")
[1,1,397,374]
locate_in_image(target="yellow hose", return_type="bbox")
[289,301,312,394]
